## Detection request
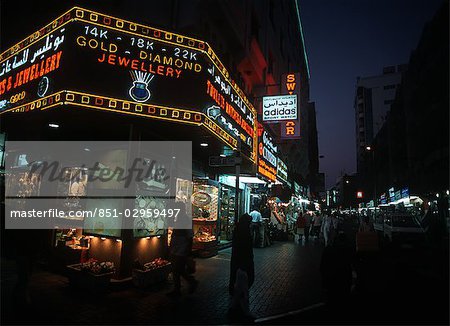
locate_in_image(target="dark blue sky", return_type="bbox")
[298,0,445,188]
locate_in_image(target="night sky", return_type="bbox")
[298,0,445,188]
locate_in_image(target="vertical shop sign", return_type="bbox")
[281,73,301,139]
[257,122,277,182]
[276,158,288,184]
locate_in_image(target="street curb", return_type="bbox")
[254,302,325,323]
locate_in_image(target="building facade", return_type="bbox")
[357,2,449,203]
[354,65,406,173]
[0,1,320,276]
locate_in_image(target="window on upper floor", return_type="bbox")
[357,87,364,96]
[383,66,396,74]
[383,84,396,90]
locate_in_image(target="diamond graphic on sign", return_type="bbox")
[37,77,50,98]
[129,71,154,102]
[206,105,221,120]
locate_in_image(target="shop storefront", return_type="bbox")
[0,7,260,277]
[191,178,220,257]
[218,175,248,242]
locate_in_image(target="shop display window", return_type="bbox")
[133,196,167,238]
[5,168,41,210]
[83,198,123,238]
[56,167,88,219]
[55,228,90,249]
[219,187,234,241]
[192,179,219,245]
[192,183,218,221]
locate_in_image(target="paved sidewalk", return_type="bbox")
[1,240,325,325]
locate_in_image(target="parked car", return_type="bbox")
[383,214,426,247]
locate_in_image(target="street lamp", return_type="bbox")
[365,146,376,206]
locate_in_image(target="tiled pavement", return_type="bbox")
[1,240,325,325]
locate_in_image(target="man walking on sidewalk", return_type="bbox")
[250,207,263,247]
[167,202,198,297]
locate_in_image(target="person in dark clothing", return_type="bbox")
[320,232,353,314]
[229,213,255,320]
[261,204,271,220]
[167,202,198,297]
[229,213,254,294]
[13,229,39,306]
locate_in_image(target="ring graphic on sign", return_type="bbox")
[37,77,50,98]
[129,71,154,102]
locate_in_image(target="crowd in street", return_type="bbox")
[294,210,344,246]
[226,205,357,321]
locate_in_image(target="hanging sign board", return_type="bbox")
[280,73,301,139]
[262,95,297,122]
[257,122,277,182]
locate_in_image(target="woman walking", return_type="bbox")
[229,213,255,320]
[296,211,306,244]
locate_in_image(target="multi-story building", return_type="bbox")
[332,174,358,209]
[0,0,320,193]
[356,2,448,207]
[0,1,321,271]
[189,0,319,192]
[354,65,406,173]
[126,0,317,189]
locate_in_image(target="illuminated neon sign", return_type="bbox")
[257,122,277,183]
[280,73,301,139]
[0,25,66,112]
[262,95,297,122]
[0,7,257,162]
[277,159,288,183]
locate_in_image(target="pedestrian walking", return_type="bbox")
[261,203,271,220]
[304,213,312,242]
[359,216,374,232]
[229,213,255,320]
[330,214,339,244]
[249,207,263,247]
[296,211,306,244]
[313,213,322,239]
[320,233,353,317]
[321,213,335,247]
[167,202,198,297]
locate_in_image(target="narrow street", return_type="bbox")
[2,220,448,325]
[263,219,449,325]
[1,240,325,325]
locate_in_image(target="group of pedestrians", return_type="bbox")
[295,210,341,246]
